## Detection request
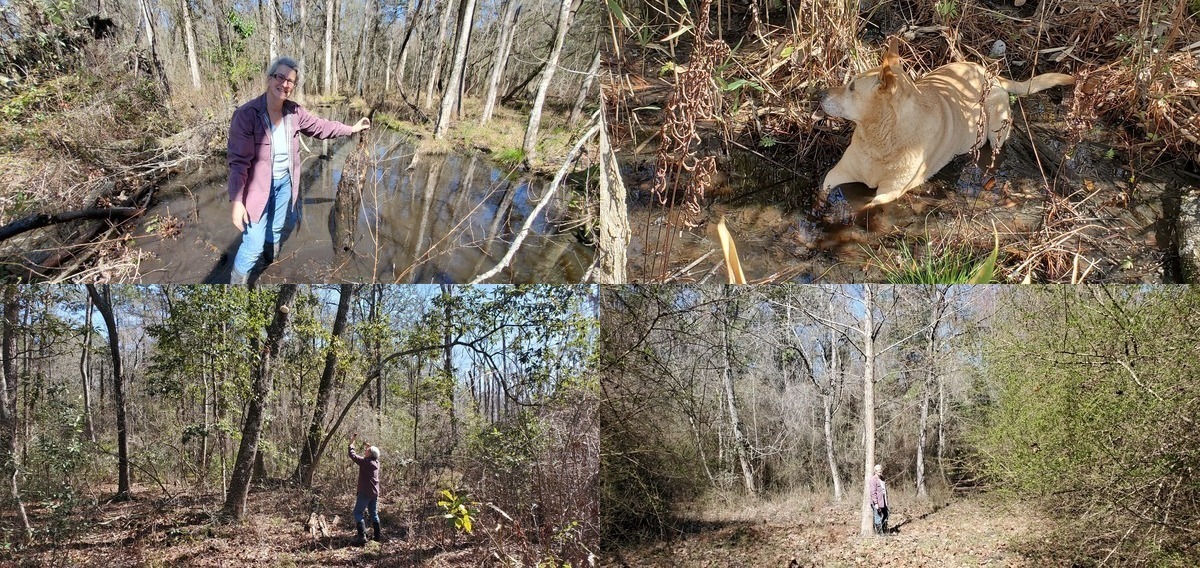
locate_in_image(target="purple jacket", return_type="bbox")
[349,445,379,498]
[227,94,354,223]
[870,474,888,508]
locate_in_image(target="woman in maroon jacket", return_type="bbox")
[226,57,370,284]
[870,463,889,536]
[348,434,381,545]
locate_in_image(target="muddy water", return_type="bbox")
[132,110,592,284]
[626,94,1197,283]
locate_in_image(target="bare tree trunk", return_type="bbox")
[353,0,377,96]
[87,284,131,500]
[424,0,456,110]
[433,0,476,138]
[595,109,628,283]
[937,372,946,480]
[824,328,843,501]
[80,294,96,443]
[395,0,420,92]
[384,36,393,92]
[268,0,278,64]
[221,285,298,521]
[479,0,519,124]
[440,285,458,451]
[138,0,173,99]
[860,284,877,536]
[294,284,354,487]
[295,0,304,99]
[917,286,947,498]
[200,353,210,490]
[521,0,573,165]
[0,286,32,543]
[324,0,335,95]
[181,0,202,88]
[720,286,755,495]
[569,49,600,126]
[211,0,232,63]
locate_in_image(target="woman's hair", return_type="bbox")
[368,446,381,459]
[267,56,300,78]
[873,464,882,474]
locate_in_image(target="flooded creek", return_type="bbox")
[132,109,593,284]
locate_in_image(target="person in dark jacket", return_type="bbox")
[348,434,381,545]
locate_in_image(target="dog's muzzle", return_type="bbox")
[817,93,842,119]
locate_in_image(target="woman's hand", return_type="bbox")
[351,117,371,133]
[231,201,250,232]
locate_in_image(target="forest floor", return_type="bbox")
[606,491,1057,567]
[4,483,512,567]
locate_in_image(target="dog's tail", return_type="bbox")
[999,73,1075,96]
[716,216,746,284]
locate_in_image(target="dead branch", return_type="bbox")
[470,113,601,283]
[0,207,139,242]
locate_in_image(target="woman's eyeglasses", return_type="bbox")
[270,73,296,86]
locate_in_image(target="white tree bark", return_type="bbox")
[434,0,476,138]
[594,108,628,283]
[181,0,202,88]
[424,0,457,110]
[384,36,393,92]
[268,0,278,64]
[138,0,172,98]
[860,284,877,536]
[324,0,335,95]
[479,0,519,124]
[296,0,306,100]
[522,0,574,164]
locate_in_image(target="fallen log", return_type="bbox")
[0,207,140,242]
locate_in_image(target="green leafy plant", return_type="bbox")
[435,489,478,534]
[934,0,958,19]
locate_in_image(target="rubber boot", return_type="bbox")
[372,520,383,542]
[229,268,249,285]
[352,520,367,546]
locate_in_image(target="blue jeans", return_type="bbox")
[873,505,889,535]
[232,173,291,275]
[353,494,379,524]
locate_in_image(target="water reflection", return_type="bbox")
[133,112,592,283]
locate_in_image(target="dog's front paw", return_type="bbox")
[814,187,855,225]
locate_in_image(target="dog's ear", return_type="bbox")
[878,64,898,93]
[877,38,902,93]
[882,37,901,68]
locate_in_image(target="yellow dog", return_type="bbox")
[817,37,1074,208]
